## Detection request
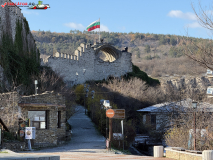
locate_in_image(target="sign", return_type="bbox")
[112,109,125,119]
[20,130,24,137]
[25,127,36,139]
[106,109,115,118]
[113,133,123,140]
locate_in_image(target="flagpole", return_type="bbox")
[99,18,100,43]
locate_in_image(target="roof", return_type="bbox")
[137,99,213,113]
[18,103,66,108]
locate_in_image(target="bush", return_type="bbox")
[145,55,152,60]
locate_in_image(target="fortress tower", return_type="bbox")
[42,42,132,86]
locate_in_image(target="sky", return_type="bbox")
[8,0,213,39]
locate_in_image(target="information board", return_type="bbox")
[112,109,125,119]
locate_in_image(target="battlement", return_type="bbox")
[53,52,78,61]
[51,43,96,62]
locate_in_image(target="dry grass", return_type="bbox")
[134,57,206,78]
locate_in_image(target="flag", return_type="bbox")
[86,19,100,32]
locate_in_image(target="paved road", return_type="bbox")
[19,105,174,159]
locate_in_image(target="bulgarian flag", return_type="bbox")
[87,19,100,31]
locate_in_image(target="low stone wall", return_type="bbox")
[33,142,57,148]
[3,142,25,151]
[165,147,202,160]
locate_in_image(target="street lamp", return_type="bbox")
[84,85,89,114]
[91,90,95,119]
[192,101,197,150]
[75,72,78,85]
[34,80,38,95]
[83,69,86,82]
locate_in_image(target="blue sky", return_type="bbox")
[12,0,213,39]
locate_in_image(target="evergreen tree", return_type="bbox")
[144,45,150,53]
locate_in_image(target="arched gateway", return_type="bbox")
[43,42,132,86]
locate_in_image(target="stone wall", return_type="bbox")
[165,147,202,160]
[0,91,66,146]
[44,43,132,85]
[19,91,65,106]
[0,92,20,132]
[3,142,25,151]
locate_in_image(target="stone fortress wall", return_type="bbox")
[43,42,132,85]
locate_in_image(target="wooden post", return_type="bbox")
[109,118,112,150]
[194,111,196,150]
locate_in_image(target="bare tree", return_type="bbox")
[183,2,213,70]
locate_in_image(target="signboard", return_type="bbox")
[25,127,36,139]
[113,133,123,140]
[207,87,213,95]
[106,109,115,118]
[20,130,24,137]
[112,109,125,119]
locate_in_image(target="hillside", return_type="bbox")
[32,30,207,78]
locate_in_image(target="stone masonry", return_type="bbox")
[0,91,66,147]
[19,91,66,146]
[42,42,132,85]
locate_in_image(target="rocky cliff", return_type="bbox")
[160,75,212,95]
[0,0,40,87]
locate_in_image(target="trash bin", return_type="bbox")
[154,146,164,157]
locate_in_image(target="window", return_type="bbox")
[28,111,47,129]
[57,111,61,128]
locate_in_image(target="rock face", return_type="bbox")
[0,0,39,59]
[0,65,3,82]
[160,75,212,93]
[42,42,132,85]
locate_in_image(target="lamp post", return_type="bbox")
[34,80,38,95]
[91,90,95,119]
[75,72,78,85]
[83,69,86,80]
[84,85,89,114]
[192,101,197,150]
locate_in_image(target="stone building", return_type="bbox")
[0,91,66,147]
[42,42,132,85]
